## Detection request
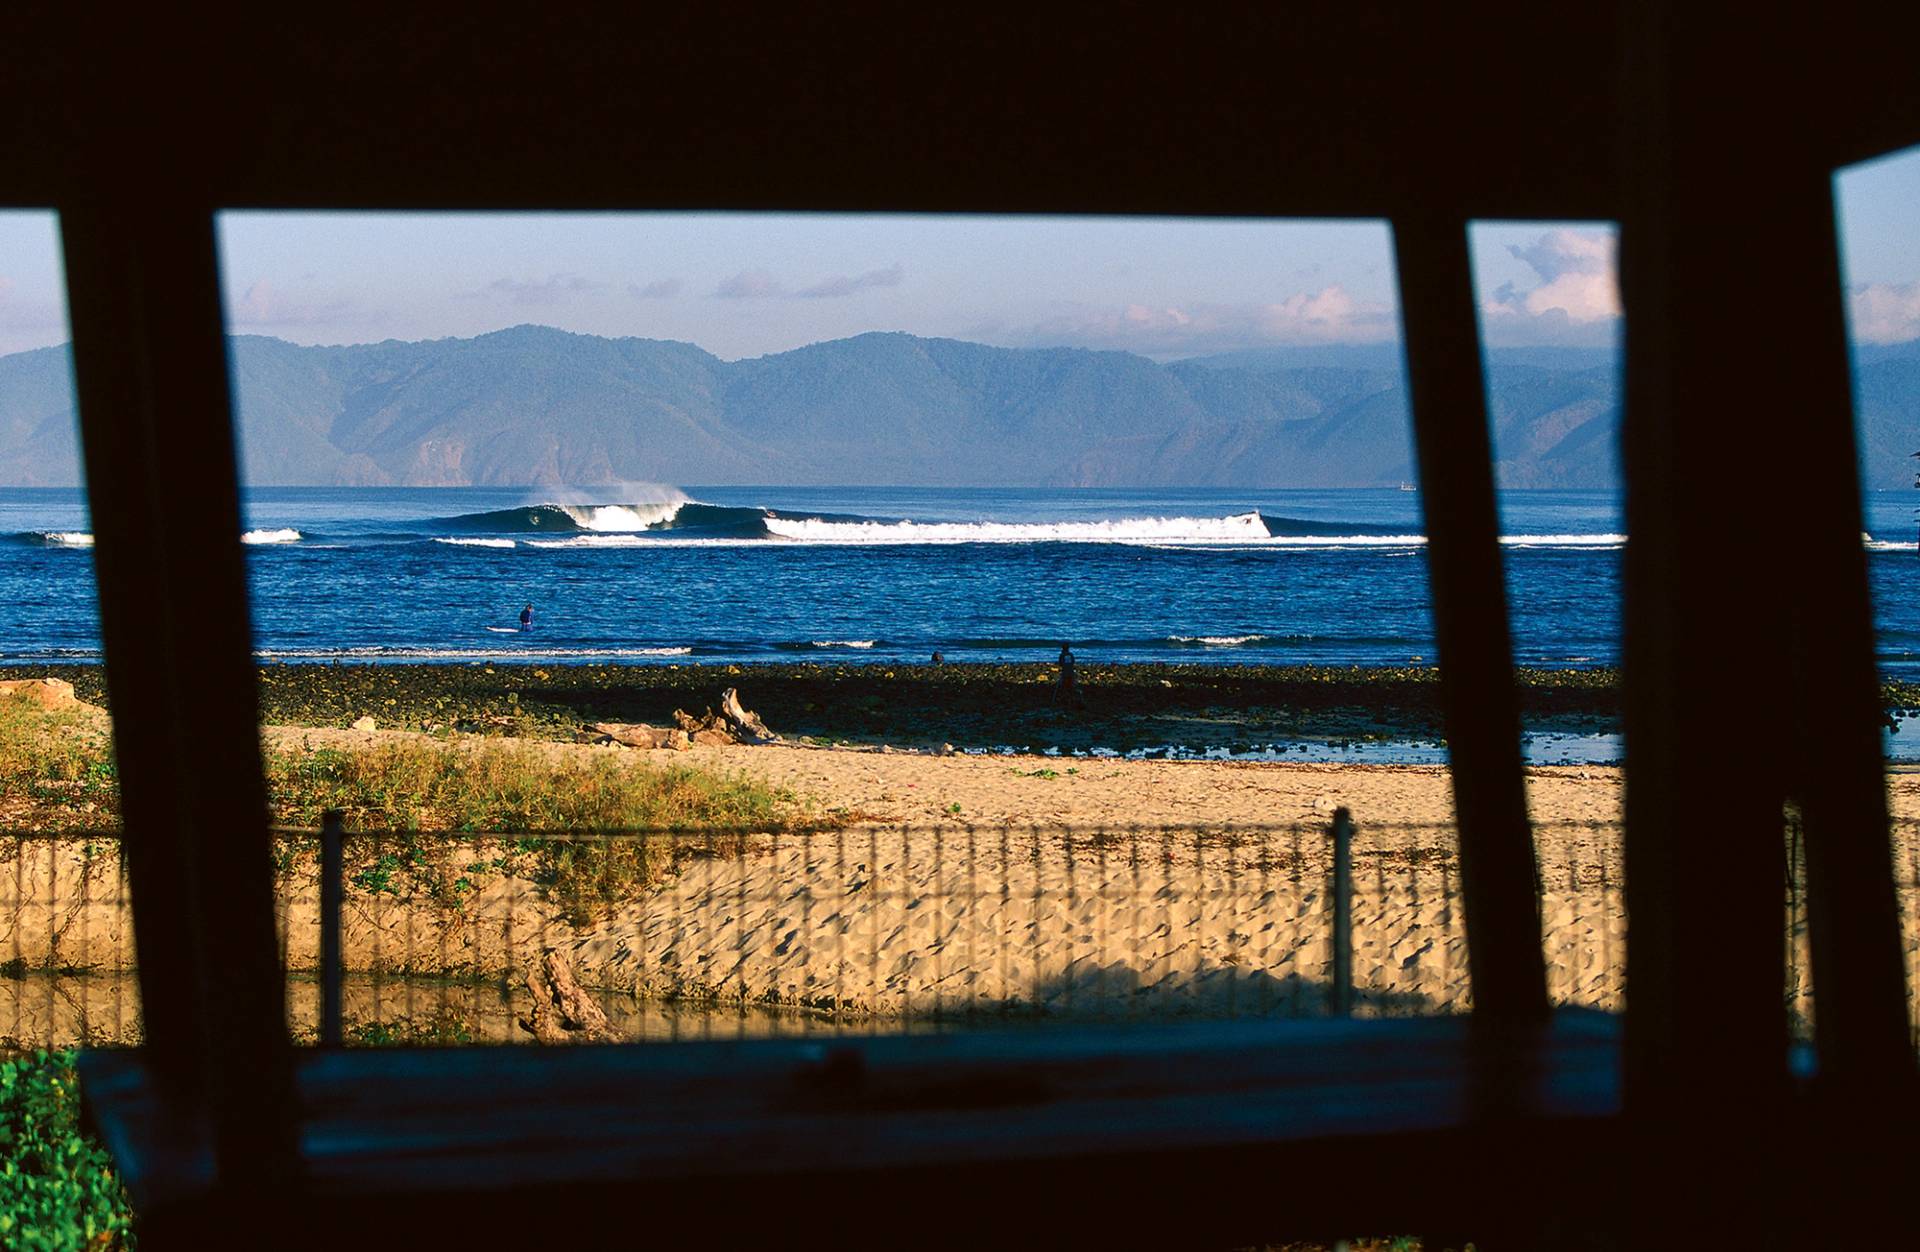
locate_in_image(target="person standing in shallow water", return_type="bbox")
[1056,642,1079,706]
[520,603,534,632]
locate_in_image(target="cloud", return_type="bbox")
[628,277,682,299]
[465,273,604,306]
[714,269,784,299]
[228,280,362,329]
[989,285,1398,358]
[714,264,905,300]
[796,263,904,299]
[1850,281,1920,344]
[1480,229,1621,341]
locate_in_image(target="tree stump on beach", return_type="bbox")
[670,689,781,745]
[718,687,779,743]
[519,949,614,1044]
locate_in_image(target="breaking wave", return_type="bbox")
[0,509,1647,554]
[763,511,1279,544]
[430,496,690,534]
[1499,533,1627,548]
[22,528,306,547]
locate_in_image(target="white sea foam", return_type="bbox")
[524,533,654,549]
[37,531,94,548]
[1169,634,1269,646]
[1138,532,1623,550]
[557,500,685,531]
[254,645,694,660]
[764,511,1277,545]
[759,512,1632,548]
[810,639,876,648]
[1498,533,1627,548]
[240,528,302,545]
[434,537,517,549]
[1256,535,1428,547]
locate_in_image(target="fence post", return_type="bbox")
[320,809,344,1047]
[1331,807,1354,1018]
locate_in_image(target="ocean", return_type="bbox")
[2,485,1916,675]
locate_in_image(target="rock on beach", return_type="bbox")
[0,677,81,709]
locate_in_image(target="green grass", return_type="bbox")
[0,698,118,831]
[266,737,804,923]
[0,694,794,835]
[0,1051,135,1251]
[0,698,809,922]
[265,737,789,833]
[344,1012,477,1048]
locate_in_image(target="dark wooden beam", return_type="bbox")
[3,4,1630,220]
[7,5,1916,216]
[1615,3,1825,1242]
[1778,173,1913,1094]
[60,200,297,1205]
[1391,214,1549,1026]
[1771,148,1919,1249]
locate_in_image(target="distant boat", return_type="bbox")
[1398,481,1417,492]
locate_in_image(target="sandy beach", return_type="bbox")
[633,739,1629,827]
[7,712,1919,1044]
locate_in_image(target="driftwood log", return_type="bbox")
[672,709,736,746]
[519,949,614,1044]
[585,722,691,750]
[587,688,778,750]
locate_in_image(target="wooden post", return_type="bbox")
[1612,4,1821,1242]
[60,200,296,1198]
[320,810,345,1048]
[1391,214,1549,1026]
[1330,808,1354,1018]
[1772,178,1915,1097]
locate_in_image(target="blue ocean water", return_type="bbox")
[0,486,1916,677]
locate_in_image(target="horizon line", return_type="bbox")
[0,323,1652,366]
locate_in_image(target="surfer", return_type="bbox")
[1056,643,1079,707]
[520,603,534,632]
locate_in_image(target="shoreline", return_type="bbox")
[6,660,1626,756]
[11,658,1920,763]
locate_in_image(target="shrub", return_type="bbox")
[266,738,804,923]
[0,1050,135,1250]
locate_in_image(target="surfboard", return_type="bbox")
[485,626,521,634]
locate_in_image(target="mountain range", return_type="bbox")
[0,325,1913,489]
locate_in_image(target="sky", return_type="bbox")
[0,144,1916,360]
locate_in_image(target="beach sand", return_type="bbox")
[526,741,1630,1018]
